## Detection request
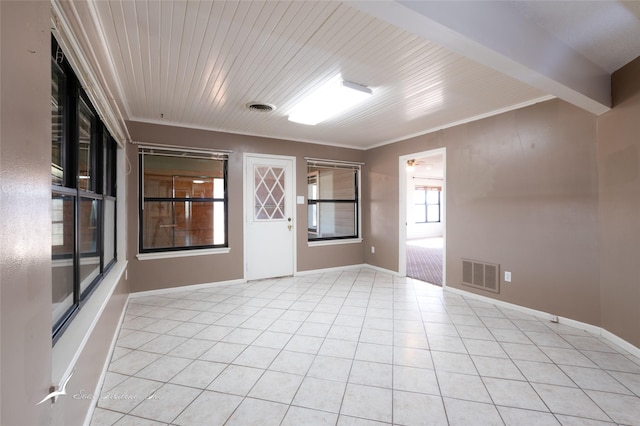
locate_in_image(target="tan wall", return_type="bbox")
[364,99,602,326]
[126,122,366,292]
[0,3,130,425]
[0,2,53,424]
[597,56,640,348]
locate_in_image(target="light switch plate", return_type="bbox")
[297,195,305,204]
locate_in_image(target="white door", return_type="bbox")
[244,154,295,280]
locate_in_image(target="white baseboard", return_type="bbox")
[295,264,368,276]
[128,278,247,298]
[445,286,640,360]
[295,263,401,277]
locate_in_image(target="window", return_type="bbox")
[51,36,118,342]
[307,159,361,241]
[414,187,441,223]
[139,147,228,253]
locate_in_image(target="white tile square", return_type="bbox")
[437,371,492,403]
[297,322,331,337]
[292,377,346,413]
[471,355,525,381]
[173,390,242,425]
[532,383,610,421]
[393,365,439,395]
[97,376,162,414]
[219,327,261,344]
[349,360,392,388]
[585,389,640,425]
[165,322,208,338]
[89,407,123,425]
[199,341,246,363]
[225,398,287,426]
[431,351,477,375]
[483,377,547,411]
[284,335,324,354]
[327,325,362,341]
[167,338,215,359]
[560,365,632,394]
[193,324,234,341]
[393,331,429,349]
[443,398,503,426]
[251,331,292,349]
[134,355,192,382]
[269,350,315,375]
[354,342,393,364]
[169,360,226,389]
[463,338,508,358]
[207,364,264,395]
[340,383,392,423]
[129,383,200,423]
[318,338,358,359]
[497,406,560,426]
[248,370,303,404]
[514,360,576,387]
[393,390,447,425]
[281,406,337,426]
[308,355,353,382]
[109,351,162,376]
[428,334,468,353]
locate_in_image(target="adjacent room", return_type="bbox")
[2,1,640,425]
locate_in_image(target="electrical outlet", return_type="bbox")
[504,271,511,282]
[371,246,375,254]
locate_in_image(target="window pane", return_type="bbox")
[175,176,214,198]
[414,189,426,204]
[79,197,100,294]
[414,205,426,223]
[143,200,224,250]
[312,202,357,239]
[427,205,440,222]
[308,167,356,200]
[104,198,116,267]
[52,61,66,186]
[426,190,440,204]
[52,194,74,326]
[143,155,224,198]
[78,98,95,191]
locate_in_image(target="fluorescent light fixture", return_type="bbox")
[192,179,205,184]
[288,76,372,125]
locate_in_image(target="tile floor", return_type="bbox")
[90,268,640,426]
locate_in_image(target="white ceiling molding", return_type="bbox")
[350,0,612,115]
[51,0,131,146]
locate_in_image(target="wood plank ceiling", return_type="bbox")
[92,1,552,149]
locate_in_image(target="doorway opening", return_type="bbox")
[399,148,446,286]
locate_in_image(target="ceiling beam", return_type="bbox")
[350,0,611,115]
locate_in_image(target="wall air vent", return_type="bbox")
[462,259,500,293]
[246,102,276,112]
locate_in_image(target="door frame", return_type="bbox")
[398,147,447,287]
[243,153,297,280]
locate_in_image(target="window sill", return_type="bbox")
[52,260,127,384]
[308,238,362,247]
[136,247,230,261]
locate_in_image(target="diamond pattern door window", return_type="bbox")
[254,166,285,220]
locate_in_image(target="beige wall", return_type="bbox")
[1,2,53,424]
[0,3,130,425]
[364,99,602,326]
[598,57,640,348]
[126,121,366,292]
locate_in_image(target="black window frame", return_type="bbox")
[51,36,118,343]
[307,160,361,242]
[138,147,229,254]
